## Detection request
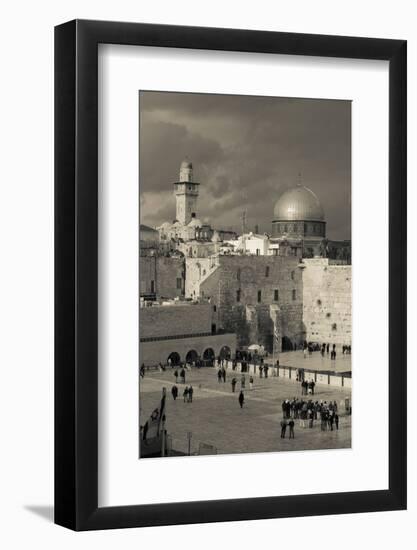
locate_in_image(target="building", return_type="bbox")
[184,254,351,353]
[140,224,159,252]
[139,161,351,358]
[157,160,237,245]
[139,255,185,301]
[185,254,304,352]
[139,301,237,366]
[271,182,351,261]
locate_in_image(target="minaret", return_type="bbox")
[174,159,200,225]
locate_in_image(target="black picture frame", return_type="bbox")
[55,19,407,531]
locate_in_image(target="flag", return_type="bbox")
[274,325,280,343]
[142,387,166,440]
[157,387,167,436]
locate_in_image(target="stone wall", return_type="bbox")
[139,256,184,299]
[302,258,351,346]
[140,303,213,340]
[185,257,219,299]
[140,332,237,366]
[198,255,305,351]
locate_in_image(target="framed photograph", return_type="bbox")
[55,20,406,530]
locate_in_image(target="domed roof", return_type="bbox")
[273,185,324,221]
[188,217,202,228]
[180,159,193,169]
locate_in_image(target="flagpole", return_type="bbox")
[161,416,166,457]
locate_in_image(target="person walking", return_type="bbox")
[259,365,263,378]
[241,374,246,389]
[171,385,178,401]
[188,385,194,403]
[264,365,269,378]
[280,418,288,438]
[231,377,237,392]
[335,413,339,430]
[180,367,186,383]
[249,375,254,390]
[222,368,226,383]
[183,386,189,402]
[238,390,245,409]
[217,369,222,383]
[288,419,295,439]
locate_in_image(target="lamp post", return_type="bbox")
[187,431,192,456]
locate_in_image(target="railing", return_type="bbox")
[140,330,234,343]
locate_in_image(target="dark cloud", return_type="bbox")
[139,91,351,239]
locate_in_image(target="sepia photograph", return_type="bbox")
[138,91,352,458]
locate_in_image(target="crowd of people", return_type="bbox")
[281,397,342,432]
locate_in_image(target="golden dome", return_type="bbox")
[273,185,324,221]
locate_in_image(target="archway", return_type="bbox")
[167,352,181,366]
[282,336,293,352]
[185,349,199,364]
[219,346,231,360]
[202,348,215,366]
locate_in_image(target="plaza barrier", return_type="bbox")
[222,360,351,389]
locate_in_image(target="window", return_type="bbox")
[176,278,182,289]
[213,305,217,312]
[291,270,295,280]
[256,249,260,256]
[292,289,296,301]
[257,290,262,303]
[274,289,279,301]
[265,266,270,277]
[151,280,155,293]
[236,289,241,302]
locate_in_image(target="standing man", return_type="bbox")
[188,385,194,403]
[288,419,295,439]
[249,375,254,390]
[238,391,245,409]
[231,377,237,393]
[280,418,288,438]
[171,385,178,401]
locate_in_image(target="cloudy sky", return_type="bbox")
[139,91,351,240]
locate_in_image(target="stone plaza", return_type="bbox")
[139,355,351,458]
